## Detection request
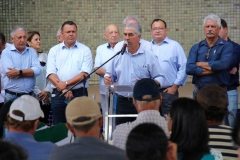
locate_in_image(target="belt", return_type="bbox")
[53,87,86,92]
[5,89,33,96]
[227,86,237,91]
[118,95,133,101]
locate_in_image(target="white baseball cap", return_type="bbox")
[9,95,44,121]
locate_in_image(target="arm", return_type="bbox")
[196,62,211,70]
[94,46,107,77]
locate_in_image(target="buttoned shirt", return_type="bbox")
[46,41,93,89]
[186,37,232,88]
[114,39,151,53]
[5,132,56,160]
[151,37,188,87]
[94,43,115,94]
[112,110,169,150]
[1,44,41,93]
[105,45,165,97]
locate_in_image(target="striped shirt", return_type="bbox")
[208,124,238,159]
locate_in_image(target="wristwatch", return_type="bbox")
[65,81,68,86]
[19,70,23,76]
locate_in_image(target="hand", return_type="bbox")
[38,90,48,101]
[43,97,50,105]
[230,67,237,75]
[165,141,177,160]
[196,62,202,66]
[56,80,67,92]
[104,75,112,85]
[163,84,178,95]
[6,68,20,78]
[62,89,74,100]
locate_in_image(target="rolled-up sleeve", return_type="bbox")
[80,47,93,74]
[30,49,41,77]
[46,47,57,78]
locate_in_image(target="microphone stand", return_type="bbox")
[59,49,125,97]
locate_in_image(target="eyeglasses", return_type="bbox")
[151,27,166,31]
[206,48,211,60]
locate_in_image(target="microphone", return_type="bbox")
[121,41,128,55]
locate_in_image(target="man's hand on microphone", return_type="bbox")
[104,75,112,85]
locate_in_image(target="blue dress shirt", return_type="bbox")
[5,132,56,160]
[186,37,232,87]
[227,38,240,87]
[1,44,41,93]
[105,45,165,97]
[94,43,115,94]
[151,37,188,87]
[46,41,93,89]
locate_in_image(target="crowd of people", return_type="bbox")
[0,13,239,160]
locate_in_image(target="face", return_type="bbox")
[104,25,120,45]
[123,27,141,50]
[57,35,64,43]
[11,30,27,52]
[0,40,5,54]
[27,34,41,51]
[151,21,168,42]
[218,26,228,40]
[204,20,221,39]
[61,24,77,46]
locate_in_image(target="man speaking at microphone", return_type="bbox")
[104,23,165,125]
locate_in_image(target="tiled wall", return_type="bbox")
[1,0,240,84]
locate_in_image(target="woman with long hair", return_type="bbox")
[27,31,51,124]
[168,98,222,160]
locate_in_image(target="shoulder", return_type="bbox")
[76,41,91,51]
[49,43,61,53]
[97,43,108,49]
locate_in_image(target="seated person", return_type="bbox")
[4,95,56,160]
[49,97,127,160]
[196,84,238,159]
[126,123,177,160]
[113,78,169,150]
[168,98,223,160]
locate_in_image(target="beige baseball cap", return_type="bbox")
[9,95,44,121]
[66,96,102,126]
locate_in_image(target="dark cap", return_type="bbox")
[133,78,160,101]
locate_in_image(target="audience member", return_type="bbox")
[218,19,240,127]
[126,123,177,160]
[114,15,151,53]
[1,26,41,102]
[0,140,28,160]
[94,24,120,131]
[150,18,188,116]
[104,23,165,125]
[169,98,222,160]
[47,21,93,124]
[186,14,232,99]
[4,95,56,160]
[49,97,127,160]
[196,84,238,159]
[27,31,51,124]
[56,27,63,43]
[113,78,169,150]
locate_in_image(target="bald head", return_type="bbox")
[104,24,120,48]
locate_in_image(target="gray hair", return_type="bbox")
[203,14,221,27]
[56,26,62,37]
[125,23,142,35]
[10,26,27,37]
[123,15,140,26]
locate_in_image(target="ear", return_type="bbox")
[66,123,75,135]
[11,37,14,42]
[103,33,108,40]
[27,41,31,47]
[98,116,103,128]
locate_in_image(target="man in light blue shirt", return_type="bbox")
[94,24,120,129]
[1,26,41,103]
[150,19,188,116]
[104,23,165,125]
[46,21,92,125]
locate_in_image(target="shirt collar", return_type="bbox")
[126,43,144,55]
[10,44,29,53]
[151,36,169,45]
[60,41,78,49]
[201,36,225,47]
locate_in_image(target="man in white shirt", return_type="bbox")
[94,24,120,129]
[47,21,92,125]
